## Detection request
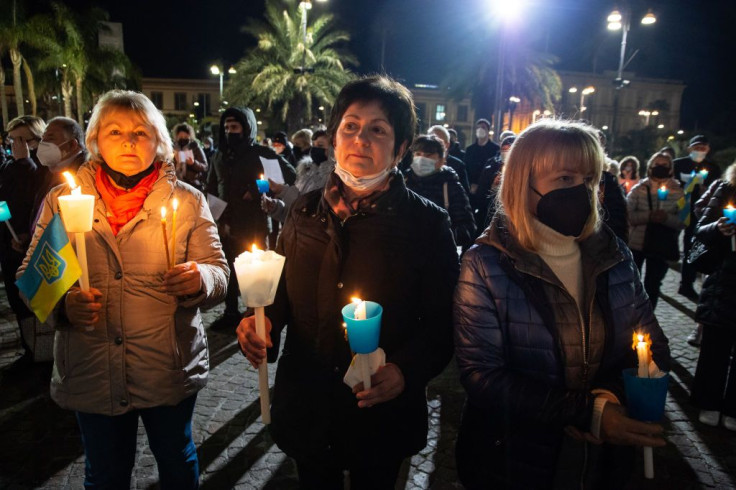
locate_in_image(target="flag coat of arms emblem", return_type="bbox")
[16,213,82,323]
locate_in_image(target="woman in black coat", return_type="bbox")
[236,76,459,489]
[690,162,736,431]
[405,134,476,250]
[454,120,670,489]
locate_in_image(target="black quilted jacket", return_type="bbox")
[453,218,670,489]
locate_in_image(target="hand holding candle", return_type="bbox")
[233,244,285,424]
[342,297,383,392]
[58,172,95,291]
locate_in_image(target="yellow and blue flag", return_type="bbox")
[16,214,81,323]
[677,172,703,226]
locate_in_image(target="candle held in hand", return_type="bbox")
[657,186,668,201]
[58,172,95,291]
[353,297,367,320]
[170,198,178,268]
[632,333,652,379]
[256,174,270,194]
[160,207,171,268]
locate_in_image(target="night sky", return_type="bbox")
[62,0,736,132]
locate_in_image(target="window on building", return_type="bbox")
[174,92,187,111]
[457,105,468,122]
[435,104,446,122]
[150,91,163,109]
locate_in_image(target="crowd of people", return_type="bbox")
[0,75,734,489]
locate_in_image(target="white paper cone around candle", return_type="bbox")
[233,245,286,424]
[58,172,95,291]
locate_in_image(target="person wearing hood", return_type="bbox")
[171,123,208,192]
[673,135,722,301]
[1,115,46,364]
[405,134,475,251]
[206,107,296,328]
[261,129,335,223]
[17,90,229,489]
[454,120,670,489]
[272,131,296,167]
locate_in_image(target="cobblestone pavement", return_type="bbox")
[0,264,734,489]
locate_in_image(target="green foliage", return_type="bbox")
[226,0,356,130]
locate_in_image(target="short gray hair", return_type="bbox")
[428,125,450,145]
[47,117,88,158]
[85,90,172,164]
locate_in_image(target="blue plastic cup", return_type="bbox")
[622,368,670,422]
[341,301,382,354]
[256,179,269,194]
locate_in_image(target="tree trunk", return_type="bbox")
[75,76,84,127]
[21,57,37,116]
[10,49,24,117]
[61,74,73,118]
[0,66,8,128]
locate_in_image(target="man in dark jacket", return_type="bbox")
[429,125,470,193]
[673,134,722,300]
[464,119,500,230]
[448,128,465,161]
[207,107,295,327]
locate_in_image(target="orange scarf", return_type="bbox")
[95,163,161,236]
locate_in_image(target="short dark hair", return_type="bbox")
[312,128,328,141]
[173,123,194,137]
[475,118,491,129]
[411,134,445,157]
[327,75,417,158]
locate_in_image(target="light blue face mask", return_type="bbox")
[410,156,438,177]
[689,150,706,163]
[334,161,391,192]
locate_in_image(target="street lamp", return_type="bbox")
[294,0,326,74]
[638,109,659,126]
[607,4,656,151]
[210,64,237,107]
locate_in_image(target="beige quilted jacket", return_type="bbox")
[18,161,228,415]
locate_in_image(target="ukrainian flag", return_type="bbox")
[16,214,81,323]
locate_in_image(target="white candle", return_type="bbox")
[351,297,371,389]
[233,244,286,424]
[636,334,649,379]
[160,207,171,268]
[58,172,94,292]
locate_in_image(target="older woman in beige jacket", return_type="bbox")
[18,90,228,490]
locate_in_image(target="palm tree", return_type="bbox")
[443,30,561,126]
[227,0,357,130]
[1,55,8,126]
[38,2,134,125]
[0,0,50,117]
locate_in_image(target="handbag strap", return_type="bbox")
[645,184,653,211]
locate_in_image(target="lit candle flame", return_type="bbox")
[351,297,362,304]
[251,243,259,253]
[659,185,666,191]
[260,174,264,180]
[160,207,167,219]
[632,332,652,351]
[172,198,179,211]
[63,171,77,190]
[727,204,735,211]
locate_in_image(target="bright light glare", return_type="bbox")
[607,9,622,23]
[568,87,578,93]
[602,125,609,130]
[677,130,684,135]
[210,65,220,75]
[489,0,526,22]
[228,66,237,74]
[509,96,521,103]
[582,86,595,95]
[641,10,656,25]
[607,21,622,30]
[657,124,664,129]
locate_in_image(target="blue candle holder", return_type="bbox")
[657,187,669,201]
[622,368,670,422]
[341,301,383,354]
[723,207,736,224]
[0,201,11,222]
[256,179,269,194]
[699,170,709,180]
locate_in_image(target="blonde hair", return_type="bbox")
[6,115,46,139]
[86,90,172,164]
[291,128,313,150]
[497,119,603,251]
[645,151,673,177]
[725,162,736,187]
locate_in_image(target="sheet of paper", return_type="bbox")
[207,193,228,221]
[259,157,285,184]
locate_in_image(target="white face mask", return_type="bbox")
[476,128,489,140]
[689,150,706,163]
[334,161,391,192]
[36,140,69,167]
[411,156,438,177]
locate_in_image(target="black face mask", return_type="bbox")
[99,160,156,189]
[226,132,243,146]
[531,183,592,237]
[651,166,671,179]
[177,138,190,149]
[310,146,327,165]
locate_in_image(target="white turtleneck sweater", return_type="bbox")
[531,219,583,308]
